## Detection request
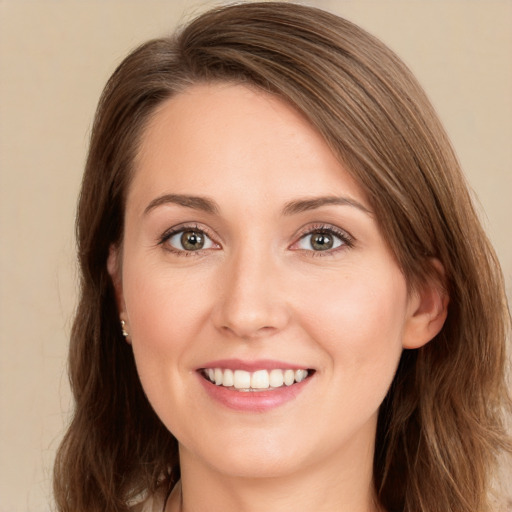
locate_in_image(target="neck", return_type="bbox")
[168,438,382,512]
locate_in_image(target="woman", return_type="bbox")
[53,2,511,511]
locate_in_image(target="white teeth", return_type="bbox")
[284,369,295,386]
[223,368,234,387]
[295,369,308,383]
[251,370,269,389]
[269,369,284,388]
[203,367,310,390]
[233,370,251,389]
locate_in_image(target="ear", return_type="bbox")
[402,259,449,349]
[107,244,126,315]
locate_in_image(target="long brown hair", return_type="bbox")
[54,3,511,511]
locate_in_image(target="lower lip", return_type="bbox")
[197,373,313,412]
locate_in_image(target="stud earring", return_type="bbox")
[120,320,129,338]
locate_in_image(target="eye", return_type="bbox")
[293,226,353,253]
[163,228,217,252]
[298,231,342,251]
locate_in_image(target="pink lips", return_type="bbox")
[200,358,308,372]
[196,359,314,412]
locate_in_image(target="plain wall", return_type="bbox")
[0,1,511,510]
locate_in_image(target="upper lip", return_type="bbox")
[198,358,312,372]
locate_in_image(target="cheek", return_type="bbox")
[121,260,211,400]
[298,265,407,387]
[302,265,407,337]
[124,258,208,341]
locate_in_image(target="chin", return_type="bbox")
[207,448,308,480]
[179,423,331,481]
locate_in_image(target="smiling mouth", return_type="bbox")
[200,368,314,392]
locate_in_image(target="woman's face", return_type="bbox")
[111,83,434,480]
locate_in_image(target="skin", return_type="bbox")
[109,83,447,512]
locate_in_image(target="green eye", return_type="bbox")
[297,230,345,251]
[309,233,334,251]
[180,230,205,251]
[166,229,215,252]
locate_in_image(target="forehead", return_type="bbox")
[130,82,368,212]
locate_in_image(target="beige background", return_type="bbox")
[0,1,511,510]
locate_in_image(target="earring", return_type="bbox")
[120,320,129,338]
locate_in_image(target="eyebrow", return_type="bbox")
[144,194,220,215]
[143,193,371,217]
[282,196,372,216]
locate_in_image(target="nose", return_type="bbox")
[212,245,290,340]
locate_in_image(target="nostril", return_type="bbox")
[219,323,279,341]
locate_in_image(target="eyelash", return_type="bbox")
[292,223,354,257]
[158,223,354,257]
[158,223,217,257]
